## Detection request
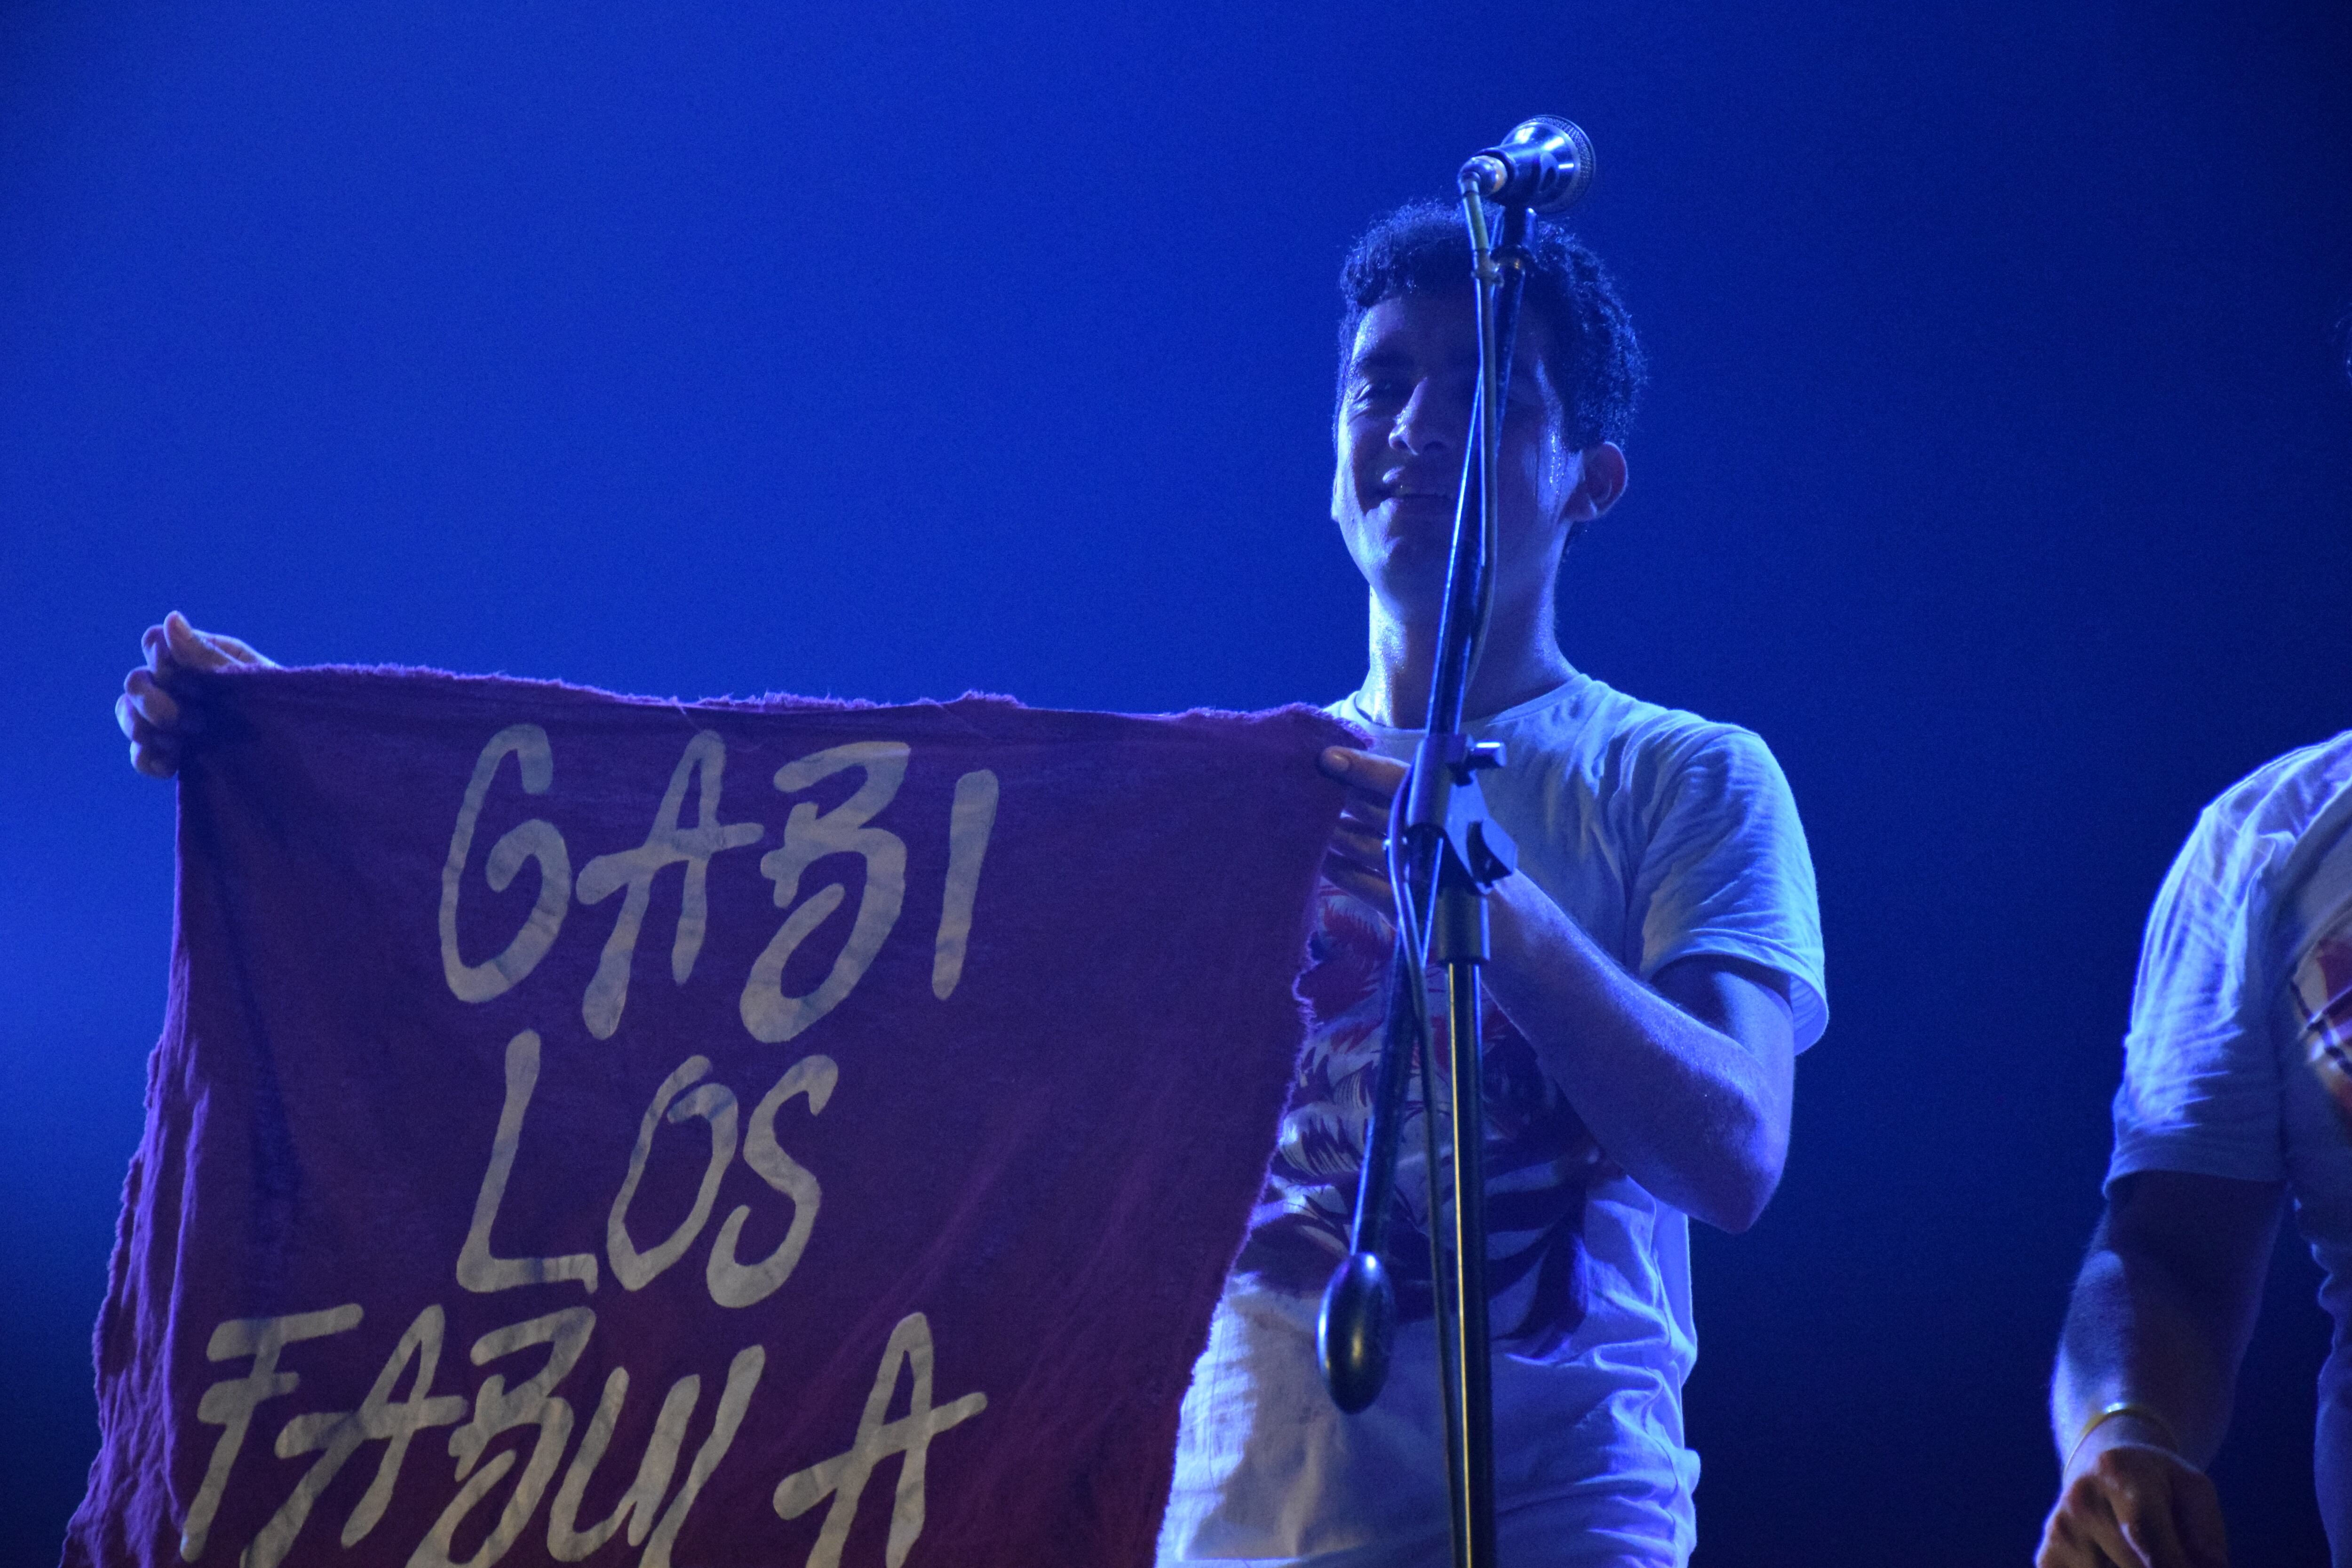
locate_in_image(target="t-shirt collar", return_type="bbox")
[1337,671,1587,737]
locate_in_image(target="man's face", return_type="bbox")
[1332,292,1588,624]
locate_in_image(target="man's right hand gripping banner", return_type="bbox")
[66,669,1352,1568]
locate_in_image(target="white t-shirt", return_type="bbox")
[2108,731,2352,1554]
[1159,672,1828,1567]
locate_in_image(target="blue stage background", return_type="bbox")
[5,1,2349,1561]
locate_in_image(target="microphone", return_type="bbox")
[1459,116,1595,215]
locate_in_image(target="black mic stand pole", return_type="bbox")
[1319,179,1535,1568]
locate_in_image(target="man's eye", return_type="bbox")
[1353,380,1404,407]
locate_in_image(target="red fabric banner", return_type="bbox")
[67,668,1348,1568]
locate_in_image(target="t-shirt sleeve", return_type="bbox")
[1629,724,1829,1051]
[2108,804,2288,1189]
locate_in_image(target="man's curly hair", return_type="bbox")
[1337,199,1646,449]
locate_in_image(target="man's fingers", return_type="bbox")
[2088,1446,2225,1568]
[2075,1503,2152,1568]
[1333,789,1395,862]
[163,611,212,668]
[2058,1453,2228,1568]
[2036,1496,2104,1568]
[2039,1503,2130,1568]
[1323,851,1391,901]
[117,699,181,778]
[1322,853,1396,921]
[2113,1479,2190,1568]
[1325,821,1393,894]
[2041,1472,2141,1568]
[120,662,191,779]
[208,631,273,665]
[164,610,270,672]
[1319,745,1406,804]
[130,739,180,779]
[122,668,183,730]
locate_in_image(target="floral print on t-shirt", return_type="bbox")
[1234,884,1618,1358]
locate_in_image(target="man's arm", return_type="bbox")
[1317,745,1796,1234]
[1484,880,1793,1233]
[2037,1170,2283,1568]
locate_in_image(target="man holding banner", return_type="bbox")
[110,202,1825,1568]
[1152,204,1826,1567]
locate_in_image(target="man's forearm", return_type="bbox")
[2056,1250,2241,1470]
[1479,873,1792,1233]
[2050,1178,2282,1472]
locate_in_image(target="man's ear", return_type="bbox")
[1566,441,1628,522]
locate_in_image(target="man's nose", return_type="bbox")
[1390,380,1459,456]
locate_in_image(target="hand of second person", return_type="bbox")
[116,612,275,779]
[2036,1439,2229,1568]
[1317,745,1404,924]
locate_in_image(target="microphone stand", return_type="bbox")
[1319,181,1534,1568]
